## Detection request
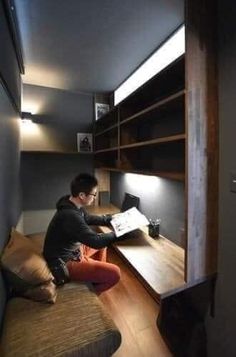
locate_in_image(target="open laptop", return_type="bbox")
[121,192,140,212]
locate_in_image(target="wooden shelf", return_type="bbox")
[120,89,185,126]
[94,106,118,135]
[119,56,185,120]
[94,123,118,137]
[118,169,185,181]
[94,167,185,181]
[94,57,185,182]
[21,150,93,154]
[120,134,185,150]
[94,167,121,172]
[94,135,185,153]
[94,124,119,152]
[94,147,119,154]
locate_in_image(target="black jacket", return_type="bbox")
[43,195,116,264]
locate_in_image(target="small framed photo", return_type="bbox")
[77,133,93,152]
[95,103,110,120]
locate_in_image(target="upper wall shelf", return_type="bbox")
[94,147,119,154]
[120,89,185,126]
[94,107,118,135]
[94,56,185,180]
[94,123,118,137]
[119,55,185,120]
[120,133,185,149]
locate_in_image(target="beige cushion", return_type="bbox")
[1,228,57,303]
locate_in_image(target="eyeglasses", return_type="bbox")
[87,192,97,197]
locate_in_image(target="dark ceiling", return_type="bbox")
[14,0,184,94]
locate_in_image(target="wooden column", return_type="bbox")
[185,0,218,282]
[94,168,110,206]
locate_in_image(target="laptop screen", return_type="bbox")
[121,193,140,212]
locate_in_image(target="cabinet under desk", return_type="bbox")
[87,205,186,302]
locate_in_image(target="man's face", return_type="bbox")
[81,186,97,206]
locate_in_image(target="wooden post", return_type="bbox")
[185,0,218,282]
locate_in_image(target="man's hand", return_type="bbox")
[103,214,113,226]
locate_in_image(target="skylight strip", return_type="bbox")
[114,25,185,105]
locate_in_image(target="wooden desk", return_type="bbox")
[87,205,186,302]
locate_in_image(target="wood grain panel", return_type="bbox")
[185,0,218,281]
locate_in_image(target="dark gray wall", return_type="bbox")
[21,84,94,210]
[21,153,94,210]
[0,87,21,330]
[110,172,185,247]
[0,0,22,331]
[0,86,21,248]
[23,84,93,151]
[207,1,236,355]
[0,0,21,110]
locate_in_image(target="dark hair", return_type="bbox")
[70,173,98,197]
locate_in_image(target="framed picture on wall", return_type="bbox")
[95,103,110,120]
[77,133,93,152]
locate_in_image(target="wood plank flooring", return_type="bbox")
[99,248,172,357]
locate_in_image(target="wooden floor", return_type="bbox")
[99,248,172,357]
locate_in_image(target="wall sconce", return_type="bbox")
[21,111,33,124]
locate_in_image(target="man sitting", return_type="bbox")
[43,173,126,293]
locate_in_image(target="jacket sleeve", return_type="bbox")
[82,208,112,226]
[62,210,116,249]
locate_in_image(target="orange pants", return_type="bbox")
[66,245,120,294]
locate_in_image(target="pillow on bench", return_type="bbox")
[0,228,57,303]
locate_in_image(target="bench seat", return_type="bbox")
[1,282,121,357]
